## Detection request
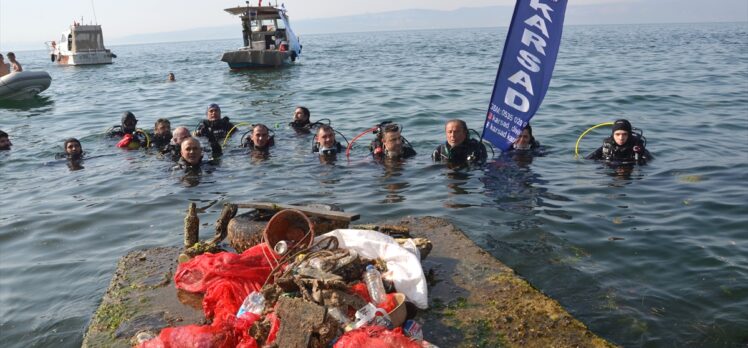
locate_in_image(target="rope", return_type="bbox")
[574,122,614,159]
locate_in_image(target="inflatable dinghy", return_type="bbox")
[0,71,52,100]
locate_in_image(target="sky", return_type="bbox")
[1,0,746,50]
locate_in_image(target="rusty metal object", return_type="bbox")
[211,203,237,245]
[183,203,199,248]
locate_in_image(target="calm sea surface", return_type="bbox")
[1,23,747,347]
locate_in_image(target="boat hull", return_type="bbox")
[55,51,114,66]
[0,71,52,100]
[221,49,293,69]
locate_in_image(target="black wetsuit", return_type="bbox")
[370,138,417,160]
[290,120,312,134]
[432,139,487,165]
[195,117,235,141]
[150,133,173,151]
[586,135,651,165]
[313,142,344,155]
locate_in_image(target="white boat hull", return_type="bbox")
[0,71,52,100]
[54,51,114,65]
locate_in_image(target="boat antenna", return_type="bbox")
[91,0,99,24]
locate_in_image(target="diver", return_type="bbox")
[313,125,344,156]
[586,119,652,165]
[161,126,191,161]
[0,130,11,150]
[509,124,541,152]
[172,137,221,172]
[150,118,172,151]
[107,111,147,149]
[289,106,312,134]
[370,122,416,161]
[56,138,85,170]
[432,119,487,165]
[194,103,235,141]
[241,123,275,154]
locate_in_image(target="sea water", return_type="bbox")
[1,23,747,347]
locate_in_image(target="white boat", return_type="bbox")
[220,3,302,69]
[48,23,116,65]
[0,71,52,100]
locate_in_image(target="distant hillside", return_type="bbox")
[106,1,747,46]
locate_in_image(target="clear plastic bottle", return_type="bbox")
[363,265,387,305]
[236,291,265,317]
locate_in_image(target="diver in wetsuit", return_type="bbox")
[313,125,344,158]
[0,130,11,150]
[107,111,147,149]
[161,126,191,161]
[509,124,541,152]
[194,103,235,141]
[150,118,172,151]
[370,122,416,161]
[173,137,222,172]
[289,106,312,134]
[241,124,275,155]
[586,119,652,165]
[432,119,487,165]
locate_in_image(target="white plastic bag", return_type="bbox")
[314,229,429,309]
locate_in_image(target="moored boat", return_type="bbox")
[48,22,116,65]
[0,71,52,100]
[220,3,302,69]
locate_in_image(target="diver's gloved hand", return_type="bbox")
[205,131,223,158]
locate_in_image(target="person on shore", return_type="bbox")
[0,130,12,150]
[370,122,416,161]
[194,103,235,141]
[313,125,343,156]
[107,111,147,149]
[7,52,22,72]
[242,123,274,153]
[586,119,652,165]
[150,118,172,151]
[432,119,487,165]
[0,54,10,77]
[167,72,176,82]
[290,106,312,134]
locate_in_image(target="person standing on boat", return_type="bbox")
[586,119,652,165]
[6,52,22,72]
[432,119,487,165]
[194,103,235,142]
[0,54,10,77]
[0,130,11,150]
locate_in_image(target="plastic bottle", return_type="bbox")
[363,265,387,305]
[236,291,265,317]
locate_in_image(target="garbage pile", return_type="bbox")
[137,208,436,348]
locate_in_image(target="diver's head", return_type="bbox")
[167,72,175,81]
[445,119,468,147]
[206,103,221,122]
[121,112,138,134]
[316,125,337,151]
[0,130,11,150]
[172,126,190,145]
[381,124,403,158]
[154,118,171,137]
[513,124,534,150]
[180,137,203,165]
[64,138,82,159]
[293,106,310,125]
[612,119,632,146]
[251,124,271,149]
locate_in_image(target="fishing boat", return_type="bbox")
[0,71,52,100]
[220,3,302,69]
[48,22,116,65]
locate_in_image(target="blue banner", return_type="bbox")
[481,0,568,151]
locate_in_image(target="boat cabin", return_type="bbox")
[50,23,115,65]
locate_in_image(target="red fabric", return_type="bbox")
[333,326,421,348]
[349,282,371,303]
[116,134,133,148]
[377,293,398,313]
[138,245,276,348]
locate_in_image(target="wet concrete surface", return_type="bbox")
[82,216,615,348]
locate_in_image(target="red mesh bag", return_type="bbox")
[333,326,421,348]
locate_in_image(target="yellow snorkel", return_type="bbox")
[574,122,613,159]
